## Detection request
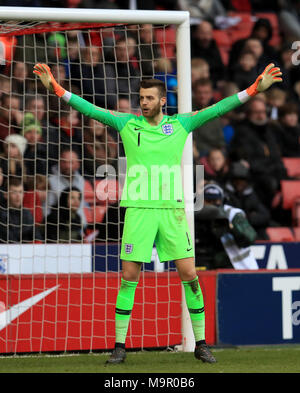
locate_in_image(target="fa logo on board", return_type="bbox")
[161,124,173,135]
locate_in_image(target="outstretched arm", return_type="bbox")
[179,63,282,132]
[33,63,133,132]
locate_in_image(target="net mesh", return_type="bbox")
[0,20,182,354]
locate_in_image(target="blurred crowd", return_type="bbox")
[0,0,300,254]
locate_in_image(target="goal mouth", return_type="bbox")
[0,7,194,355]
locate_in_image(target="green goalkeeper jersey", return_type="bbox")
[66,93,243,208]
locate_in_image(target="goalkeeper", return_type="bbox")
[34,62,282,364]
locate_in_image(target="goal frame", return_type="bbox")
[0,6,195,352]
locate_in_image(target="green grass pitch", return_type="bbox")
[0,346,300,373]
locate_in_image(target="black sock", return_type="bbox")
[115,342,125,349]
[196,340,206,346]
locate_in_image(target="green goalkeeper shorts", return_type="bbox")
[120,207,194,263]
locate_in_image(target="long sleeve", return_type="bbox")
[177,91,249,133]
[62,92,135,132]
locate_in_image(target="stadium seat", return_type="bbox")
[213,30,231,65]
[282,157,300,179]
[293,227,300,241]
[154,26,176,58]
[280,180,300,209]
[23,191,44,224]
[84,204,106,224]
[266,227,295,242]
[227,12,254,44]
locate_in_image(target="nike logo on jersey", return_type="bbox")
[0,285,59,331]
[187,247,193,252]
[134,127,143,131]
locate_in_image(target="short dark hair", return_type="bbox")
[7,177,23,189]
[192,78,213,91]
[140,78,166,98]
[278,102,299,119]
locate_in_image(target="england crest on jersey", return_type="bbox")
[161,123,174,135]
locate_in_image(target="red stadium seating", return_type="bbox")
[23,191,44,224]
[266,227,295,242]
[280,180,300,209]
[154,26,176,58]
[293,227,300,241]
[282,157,300,179]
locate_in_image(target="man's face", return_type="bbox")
[60,151,80,176]
[193,84,213,107]
[115,41,128,62]
[27,98,45,122]
[248,100,268,125]
[1,97,20,120]
[195,22,213,48]
[8,185,23,208]
[68,190,81,212]
[139,87,165,118]
[25,128,41,144]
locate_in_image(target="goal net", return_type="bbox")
[0,7,194,354]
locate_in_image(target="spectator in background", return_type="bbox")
[199,148,229,188]
[178,0,227,23]
[0,134,27,186]
[22,113,47,177]
[190,21,225,85]
[265,88,287,120]
[224,162,271,240]
[228,18,278,74]
[192,78,226,157]
[195,182,258,269]
[11,61,29,96]
[276,102,300,158]
[83,117,118,183]
[154,58,177,115]
[51,100,82,157]
[0,75,11,97]
[70,45,117,109]
[47,148,87,226]
[279,0,300,41]
[231,50,258,91]
[0,177,42,243]
[44,186,84,243]
[138,24,161,77]
[24,174,48,230]
[114,37,140,109]
[191,58,210,84]
[25,94,59,170]
[0,94,23,148]
[229,97,287,207]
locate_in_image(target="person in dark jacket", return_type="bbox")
[44,186,84,243]
[190,21,225,85]
[224,162,271,239]
[228,18,279,74]
[276,102,300,157]
[0,177,42,243]
[229,97,287,206]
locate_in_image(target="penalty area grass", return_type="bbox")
[0,346,300,373]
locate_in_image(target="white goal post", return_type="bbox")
[0,6,195,353]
